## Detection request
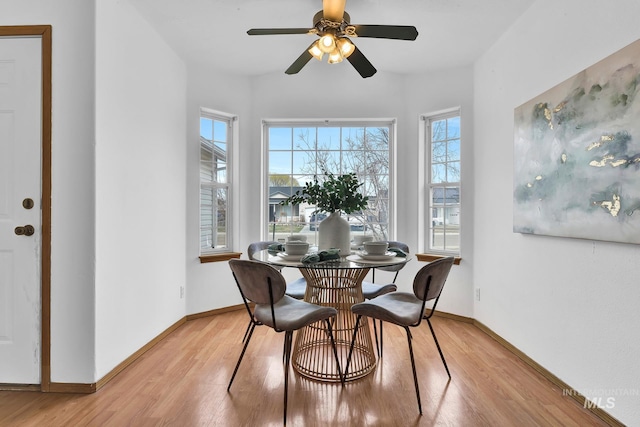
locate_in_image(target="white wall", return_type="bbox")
[404,67,475,317]
[185,63,476,318]
[473,0,640,424]
[0,0,97,383]
[94,0,187,379]
[185,66,251,314]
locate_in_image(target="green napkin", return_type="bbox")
[267,243,285,255]
[300,253,321,264]
[388,247,407,258]
[301,248,341,264]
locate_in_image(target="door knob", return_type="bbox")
[14,225,35,236]
[23,198,35,209]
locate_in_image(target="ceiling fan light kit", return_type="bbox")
[247,0,418,78]
[310,35,354,64]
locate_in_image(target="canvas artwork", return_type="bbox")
[513,39,640,244]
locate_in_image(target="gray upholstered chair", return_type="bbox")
[361,240,410,356]
[247,241,306,299]
[243,241,308,343]
[227,259,343,426]
[344,256,455,415]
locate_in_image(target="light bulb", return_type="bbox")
[336,38,355,58]
[308,42,324,61]
[328,49,343,64]
[318,34,336,53]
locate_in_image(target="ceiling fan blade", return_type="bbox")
[347,46,377,78]
[247,28,312,36]
[323,0,347,21]
[285,44,315,75]
[353,25,419,41]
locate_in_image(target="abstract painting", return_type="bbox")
[514,39,640,244]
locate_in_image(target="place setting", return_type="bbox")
[350,235,373,252]
[269,235,311,262]
[346,241,408,265]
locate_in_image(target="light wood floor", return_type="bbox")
[0,310,608,426]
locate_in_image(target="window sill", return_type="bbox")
[416,253,462,265]
[199,252,242,264]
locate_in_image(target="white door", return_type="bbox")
[0,37,42,384]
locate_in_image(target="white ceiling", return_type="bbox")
[129,0,534,77]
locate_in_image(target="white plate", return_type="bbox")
[356,251,397,261]
[277,252,304,261]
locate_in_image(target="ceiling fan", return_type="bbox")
[247,0,418,78]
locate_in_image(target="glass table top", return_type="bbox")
[255,249,411,270]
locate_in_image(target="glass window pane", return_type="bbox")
[342,127,365,149]
[200,145,213,183]
[431,188,444,207]
[213,142,227,183]
[316,150,341,173]
[447,116,460,139]
[447,139,460,162]
[215,162,227,183]
[342,150,361,172]
[370,151,389,175]
[432,163,446,183]
[213,120,227,143]
[269,151,291,175]
[432,141,446,163]
[444,187,461,204]
[432,120,446,142]
[215,188,228,248]
[318,127,341,150]
[200,186,214,250]
[294,127,316,150]
[269,127,292,150]
[200,117,213,140]
[292,150,314,175]
[366,127,389,150]
[431,230,444,251]
[446,161,460,182]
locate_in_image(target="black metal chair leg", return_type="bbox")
[242,319,252,343]
[379,320,384,357]
[343,315,362,379]
[405,326,423,415]
[283,330,293,426]
[372,318,381,357]
[326,318,344,385]
[282,330,290,364]
[427,318,451,378]
[228,322,256,391]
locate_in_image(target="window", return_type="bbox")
[264,120,394,245]
[425,111,460,254]
[200,109,234,253]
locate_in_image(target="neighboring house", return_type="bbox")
[431,187,460,226]
[269,186,304,222]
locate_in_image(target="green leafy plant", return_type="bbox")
[280,171,369,214]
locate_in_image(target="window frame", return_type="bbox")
[199,108,236,255]
[422,109,461,256]
[261,118,396,243]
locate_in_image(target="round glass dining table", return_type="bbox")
[255,249,411,383]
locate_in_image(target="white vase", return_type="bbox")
[318,212,351,257]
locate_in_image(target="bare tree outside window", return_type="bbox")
[266,122,393,243]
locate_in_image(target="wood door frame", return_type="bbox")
[0,25,52,392]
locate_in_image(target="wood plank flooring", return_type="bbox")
[0,310,609,426]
